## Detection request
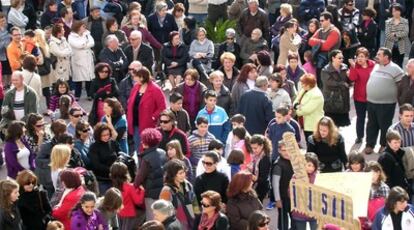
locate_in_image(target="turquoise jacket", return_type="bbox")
[196,105,231,144]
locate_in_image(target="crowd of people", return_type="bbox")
[1,0,414,229]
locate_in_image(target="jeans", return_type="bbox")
[354,101,367,139]
[133,126,141,152]
[294,219,317,230]
[73,81,91,98]
[278,198,294,230]
[366,102,396,148]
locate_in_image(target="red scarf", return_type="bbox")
[198,212,219,230]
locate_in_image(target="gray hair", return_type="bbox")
[255,76,269,88]
[12,70,24,78]
[151,200,175,217]
[407,58,414,66]
[105,34,119,46]
[130,30,142,39]
[155,1,168,12]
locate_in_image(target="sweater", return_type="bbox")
[226,192,263,230]
[267,122,295,161]
[348,59,375,102]
[307,135,347,173]
[188,130,216,164]
[118,183,145,217]
[194,170,229,203]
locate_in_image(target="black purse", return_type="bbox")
[37,57,52,76]
[38,190,53,225]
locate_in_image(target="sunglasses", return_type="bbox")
[73,114,83,118]
[160,120,171,124]
[26,181,36,185]
[201,202,211,208]
[258,221,270,227]
[202,161,214,167]
[35,123,45,128]
[100,70,109,73]
[81,129,89,133]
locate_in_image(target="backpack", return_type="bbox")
[117,152,137,179]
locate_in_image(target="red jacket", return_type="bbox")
[119,182,145,217]
[308,26,341,52]
[52,186,86,230]
[348,59,375,102]
[127,80,167,135]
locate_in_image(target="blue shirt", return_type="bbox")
[267,121,295,161]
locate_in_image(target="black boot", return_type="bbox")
[193,59,209,84]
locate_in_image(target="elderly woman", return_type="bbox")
[49,23,72,82]
[152,200,182,229]
[278,20,302,65]
[208,71,232,115]
[321,49,350,127]
[189,27,214,83]
[217,52,240,90]
[240,28,267,64]
[102,18,128,48]
[7,0,28,31]
[215,28,241,69]
[293,73,324,141]
[270,3,292,39]
[68,20,95,100]
[148,1,178,45]
[195,190,229,229]
[161,31,189,89]
[384,3,410,67]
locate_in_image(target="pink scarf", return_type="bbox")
[198,212,219,230]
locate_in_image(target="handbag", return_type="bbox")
[37,57,52,76]
[38,190,53,225]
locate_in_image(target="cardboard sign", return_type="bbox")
[283,132,308,182]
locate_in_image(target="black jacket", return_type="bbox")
[218,66,240,91]
[98,48,128,81]
[255,154,271,201]
[118,74,134,110]
[358,19,378,53]
[0,204,23,230]
[40,10,58,29]
[17,189,51,230]
[123,43,154,72]
[307,134,347,173]
[378,147,409,191]
[193,212,230,230]
[163,215,182,230]
[147,13,178,44]
[23,2,37,30]
[161,42,189,75]
[138,147,168,199]
[194,170,229,203]
[88,77,119,125]
[215,42,242,69]
[88,140,120,181]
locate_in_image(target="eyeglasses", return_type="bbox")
[160,120,171,124]
[201,202,211,208]
[73,114,83,118]
[258,221,270,227]
[227,37,234,40]
[202,161,214,167]
[81,129,89,133]
[35,123,45,128]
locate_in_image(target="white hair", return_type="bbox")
[130,30,142,39]
[151,200,175,217]
[105,34,119,46]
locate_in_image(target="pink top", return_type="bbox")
[303,61,317,77]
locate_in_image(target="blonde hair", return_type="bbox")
[34,29,50,57]
[166,140,185,160]
[313,117,339,147]
[50,144,71,171]
[209,71,224,82]
[280,3,293,15]
[220,52,236,64]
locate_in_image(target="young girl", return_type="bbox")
[166,140,193,182]
[0,179,22,230]
[291,152,319,230]
[48,79,77,114]
[231,127,251,170]
[347,151,365,172]
[98,188,123,230]
[70,192,108,230]
[227,149,244,178]
[110,162,145,230]
[302,50,316,77]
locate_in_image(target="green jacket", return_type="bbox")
[293,86,324,132]
[0,85,38,130]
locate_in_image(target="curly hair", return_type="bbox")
[141,128,162,148]
[249,134,272,156]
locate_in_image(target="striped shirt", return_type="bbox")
[390,122,414,147]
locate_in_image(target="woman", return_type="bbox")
[231,63,257,111]
[148,1,179,45]
[0,13,11,88]
[159,159,197,229]
[208,71,232,115]
[173,3,186,30]
[286,53,305,88]
[173,68,208,126]
[227,171,263,230]
[307,117,347,173]
[151,200,182,229]
[52,169,86,230]
[68,20,95,100]
[321,49,350,127]
[4,121,35,179]
[267,73,291,111]
[22,55,43,102]
[217,52,240,90]
[248,210,270,230]
[0,179,22,230]
[293,74,324,141]
[303,19,320,53]
[50,144,71,191]
[215,29,241,69]
[372,186,414,229]
[120,3,147,28]
[89,123,120,195]
[358,8,378,58]
[26,113,51,154]
[7,0,28,31]
[248,135,271,202]
[70,192,108,230]
[16,170,51,230]
[181,16,197,46]
[98,188,123,230]
[102,98,128,154]
[270,3,293,40]
[194,190,229,230]
[134,128,168,221]
[278,20,302,65]
[127,67,167,151]
[348,47,375,144]
[189,27,214,82]
[88,62,119,126]
[256,50,273,78]
[121,14,162,49]
[102,18,128,48]
[341,30,361,66]
[110,162,145,230]
[49,23,72,82]
[74,120,93,169]
[384,3,410,67]
[161,31,189,89]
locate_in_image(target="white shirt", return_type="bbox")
[17,146,30,169]
[208,0,227,5]
[247,78,255,89]
[14,89,25,120]
[51,169,63,189]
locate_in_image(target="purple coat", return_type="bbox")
[4,137,35,179]
[71,208,108,230]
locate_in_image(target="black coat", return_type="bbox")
[88,140,120,181]
[161,42,189,75]
[147,13,178,44]
[163,216,182,230]
[23,2,37,30]
[215,42,242,69]
[88,77,119,125]
[17,189,51,230]
[321,63,350,114]
[98,48,128,82]
[0,204,23,230]
[378,147,410,191]
[358,19,378,56]
[218,66,240,91]
[123,43,154,72]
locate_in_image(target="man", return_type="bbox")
[123,30,154,72]
[207,0,228,25]
[6,27,24,72]
[390,103,414,148]
[398,59,414,105]
[67,107,86,137]
[22,0,37,30]
[119,61,143,110]
[237,0,270,43]
[57,7,74,38]
[83,6,107,58]
[237,76,274,135]
[98,35,128,82]
[41,0,59,29]
[239,28,268,64]
[364,47,404,154]
[0,71,38,131]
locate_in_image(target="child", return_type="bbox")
[292,152,319,230]
[196,139,231,181]
[195,90,231,144]
[271,140,294,229]
[225,114,248,158]
[47,221,65,230]
[188,117,216,168]
[267,73,291,112]
[49,79,77,113]
[227,149,244,178]
[51,94,72,121]
[230,127,251,169]
[98,188,123,230]
[347,151,365,172]
[267,106,295,161]
[168,92,191,134]
[302,50,316,77]
[23,30,40,57]
[166,140,193,182]
[70,192,108,230]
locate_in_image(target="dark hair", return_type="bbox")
[348,151,365,171]
[74,191,97,213]
[140,220,166,230]
[69,107,82,116]
[60,169,82,189]
[362,7,377,18]
[22,55,37,72]
[71,20,85,33]
[51,24,64,37]
[248,210,270,230]
[328,49,342,63]
[172,3,185,16]
[256,50,272,66]
[365,161,386,185]
[164,159,186,187]
[183,68,199,81]
[46,220,65,230]
[104,98,124,118]
[183,16,196,30]
[227,149,244,165]
[204,151,219,163]
[230,114,246,124]
[378,47,392,60]
[75,120,90,138]
[201,190,222,212]
[275,106,289,116]
[56,133,74,145]
[160,110,177,124]
[386,129,401,143]
[59,94,72,120]
[132,67,151,84]
[385,186,409,212]
[93,123,112,142]
[305,152,319,171]
[0,180,19,215]
[355,47,370,58]
[227,171,255,198]
[237,63,256,83]
[141,128,162,147]
[308,18,320,31]
[232,127,247,140]
[100,187,123,212]
[6,121,25,141]
[208,139,224,151]
[27,113,43,139]
[249,134,272,156]
[24,29,35,37]
[105,17,117,30]
[204,90,217,99]
[60,7,70,18]
[53,79,70,95]
[196,116,208,125]
[269,73,283,88]
[51,119,67,137]
[399,103,413,115]
[110,162,131,191]
[169,31,180,43]
[9,26,20,35]
[169,92,183,103]
[390,3,404,14]
[95,62,113,79]
[320,11,333,22]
